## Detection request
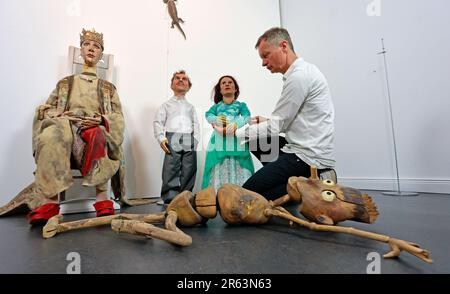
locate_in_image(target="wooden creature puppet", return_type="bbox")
[39,171,432,264]
[217,182,431,264]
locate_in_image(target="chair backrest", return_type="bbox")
[68,46,114,82]
[320,169,338,184]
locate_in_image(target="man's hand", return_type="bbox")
[249,116,267,125]
[160,139,171,154]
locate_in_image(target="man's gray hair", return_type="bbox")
[255,27,295,52]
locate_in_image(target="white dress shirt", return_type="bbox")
[153,96,200,144]
[236,58,335,168]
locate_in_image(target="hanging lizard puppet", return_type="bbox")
[164,0,187,40]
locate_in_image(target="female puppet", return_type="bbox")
[202,75,254,191]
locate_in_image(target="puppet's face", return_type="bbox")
[289,176,340,204]
[171,73,191,94]
[80,40,103,67]
[219,77,237,98]
[288,173,379,225]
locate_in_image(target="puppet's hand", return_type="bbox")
[160,139,171,154]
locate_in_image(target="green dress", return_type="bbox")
[202,101,255,191]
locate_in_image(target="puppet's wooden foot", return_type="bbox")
[384,238,432,264]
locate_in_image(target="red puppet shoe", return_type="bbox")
[93,200,115,217]
[27,203,60,225]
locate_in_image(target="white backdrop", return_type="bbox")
[2,0,448,207]
[0,0,282,204]
[281,0,450,193]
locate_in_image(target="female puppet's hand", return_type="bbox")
[225,123,237,135]
[213,124,225,135]
[216,115,228,127]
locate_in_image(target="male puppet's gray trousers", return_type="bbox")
[161,132,197,203]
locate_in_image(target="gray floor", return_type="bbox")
[0,190,448,274]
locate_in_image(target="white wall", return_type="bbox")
[0,0,281,204]
[281,0,450,193]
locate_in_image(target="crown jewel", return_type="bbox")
[80,28,104,50]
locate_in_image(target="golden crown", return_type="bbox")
[80,28,104,50]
